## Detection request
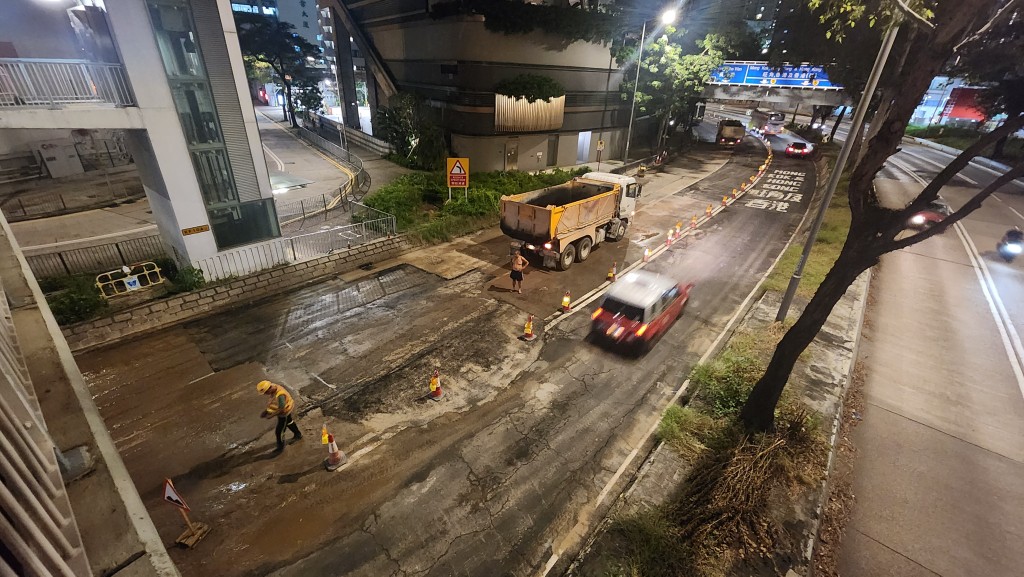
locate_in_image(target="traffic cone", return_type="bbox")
[731,188,738,199]
[429,369,445,400]
[721,196,728,206]
[675,221,682,236]
[607,262,617,282]
[690,215,697,229]
[705,204,713,218]
[323,433,348,471]
[643,248,650,263]
[740,182,748,191]
[749,175,757,183]
[562,291,572,312]
[666,229,673,247]
[522,314,537,342]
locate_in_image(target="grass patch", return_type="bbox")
[762,157,850,299]
[45,276,107,325]
[906,124,1024,163]
[363,167,592,243]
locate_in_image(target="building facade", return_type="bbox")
[318,0,629,172]
[1,0,279,274]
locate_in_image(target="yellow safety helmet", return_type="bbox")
[256,380,273,394]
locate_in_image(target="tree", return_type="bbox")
[623,29,734,151]
[376,93,447,170]
[234,12,321,127]
[293,69,326,117]
[739,0,1024,432]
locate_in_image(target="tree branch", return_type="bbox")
[879,159,1024,253]
[893,113,1024,219]
[892,0,935,29]
[954,0,1022,52]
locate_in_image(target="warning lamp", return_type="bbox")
[591,308,603,320]
[636,324,649,337]
[543,242,553,250]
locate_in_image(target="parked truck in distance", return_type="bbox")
[499,172,641,271]
[716,119,745,146]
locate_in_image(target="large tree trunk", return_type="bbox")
[828,107,846,142]
[993,135,1008,158]
[739,246,876,431]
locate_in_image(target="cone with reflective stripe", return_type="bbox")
[522,314,537,342]
[429,369,445,400]
[722,195,728,206]
[666,229,673,246]
[675,221,682,236]
[643,248,650,263]
[690,215,697,229]
[705,204,713,217]
[731,188,738,199]
[323,433,348,471]
[562,291,572,312]
[607,262,617,282]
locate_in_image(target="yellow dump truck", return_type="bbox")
[499,172,641,270]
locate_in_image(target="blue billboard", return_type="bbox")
[710,63,840,89]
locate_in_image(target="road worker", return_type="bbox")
[257,380,303,453]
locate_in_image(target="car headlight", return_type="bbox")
[543,242,552,250]
[910,215,926,225]
[1009,243,1023,254]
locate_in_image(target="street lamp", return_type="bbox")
[623,7,678,164]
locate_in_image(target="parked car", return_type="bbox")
[907,198,951,230]
[785,141,814,158]
[590,270,694,354]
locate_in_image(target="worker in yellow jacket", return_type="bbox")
[257,380,303,453]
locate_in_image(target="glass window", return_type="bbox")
[209,199,281,249]
[626,183,638,198]
[601,297,645,322]
[149,4,204,79]
[172,83,221,144]
[191,149,238,206]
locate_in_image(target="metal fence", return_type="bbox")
[1,184,144,222]
[0,58,135,108]
[0,277,91,575]
[296,126,372,200]
[25,236,168,279]
[274,192,342,225]
[194,202,397,280]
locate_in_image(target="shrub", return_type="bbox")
[657,405,720,459]
[495,74,565,103]
[47,277,107,325]
[169,266,205,293]
[689,349,764,418]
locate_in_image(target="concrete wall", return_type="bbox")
[63,235,414,352]
[451,127,625,172]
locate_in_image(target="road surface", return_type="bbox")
[75,133,818,576]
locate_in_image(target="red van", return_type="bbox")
[590,270,694,354]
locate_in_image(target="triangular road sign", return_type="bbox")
[163,478,191,511]
[450,160,466,174]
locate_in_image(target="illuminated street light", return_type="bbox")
[624,7,678,164]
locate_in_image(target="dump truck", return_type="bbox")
[716,119,746,145]
[499,172,641,271]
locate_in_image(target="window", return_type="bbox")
[209,199,280,249]
[601,298,645,322]
[626,183,639,198]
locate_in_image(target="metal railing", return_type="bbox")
[0,58,135,108]
[0,276,91,576]
[296,125,372,200]
[25,236,168,279]
[1,184,145,222]
[194,203,396,281]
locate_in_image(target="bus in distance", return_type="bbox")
[749,109,786,135]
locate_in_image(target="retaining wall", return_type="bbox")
[63,236,414,352]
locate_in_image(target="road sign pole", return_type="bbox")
[179,508,196,534]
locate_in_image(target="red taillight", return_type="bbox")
[636,324,649,337]
[786,147,794,152]
[591,308,603,320]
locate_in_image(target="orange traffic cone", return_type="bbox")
[607,262,617,282]
[643,248,650,263]
[722,195,728,206]
[675,221,682,236]
[562,291,572,312]
[666,228,673,247]
[705,204,713,217]
[429,369,445,400]
[523,314,537,342]
[731,188,738,199]
[690,215,697,229]
[323,433,348,471]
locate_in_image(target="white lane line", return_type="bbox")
[540,155,816,576]
[21,224,159,250]
[994,195,1024,221]
[263,144,286,171]
[899,148,979,185]
[889,160,1024,399]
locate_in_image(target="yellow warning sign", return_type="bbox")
[446,157,469,188]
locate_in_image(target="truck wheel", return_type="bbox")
[610,221,627,242]
[575,237,592,262]
[558,245,576,270]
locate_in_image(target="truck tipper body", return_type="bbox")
[716,119,745,145]
[499,172,641,270]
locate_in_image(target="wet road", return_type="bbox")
[76,135,817,576]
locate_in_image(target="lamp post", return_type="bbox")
[623,8,677,164]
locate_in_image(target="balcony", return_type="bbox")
[0,58,135,109]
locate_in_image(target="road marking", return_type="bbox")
[993,195,1024,221]
[188,372,216,385]
[898,148,979,185]
[256,109,355,182]
[889,161,1024,400]
[310,372,336,390]
[263,144,285,171]
[541,150,818,576]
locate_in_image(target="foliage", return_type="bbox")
[741,0,1024,432]
[46,277,107,325]
[495,74,565,103]
[906,126,1024,163]
[363,167,590,243]
[294,71,326,115]
[429,0,621,45]
[785,122,826,144]
[37,273,97,295]
[154,257,206,294]
[376,93,446,170]
[657,406,720,460]
[234,12,321,127]
[623,30,735,149]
